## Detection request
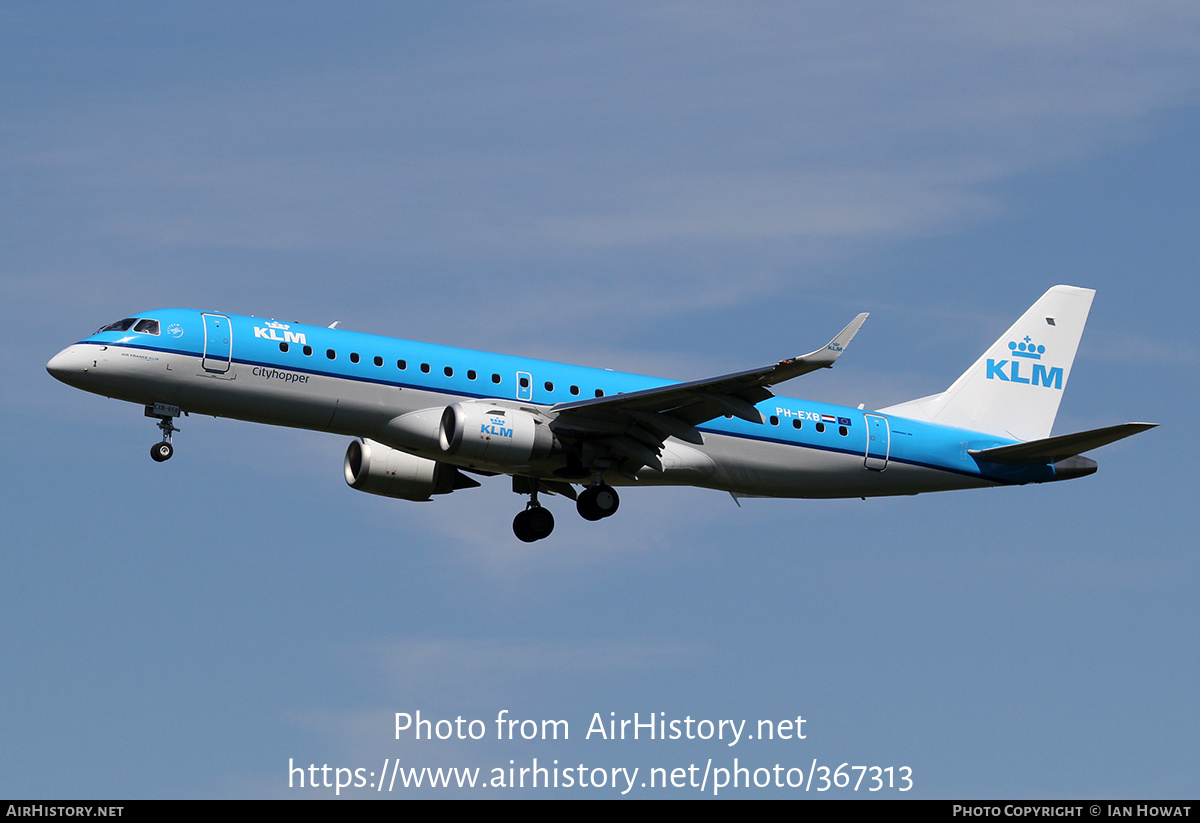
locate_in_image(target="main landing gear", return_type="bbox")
[145,403,181,463]
[511,477,555,542]
[576,484,620,521]
[513,504,555,543]
[511,478,621,542]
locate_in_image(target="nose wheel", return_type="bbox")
[150,441,174,462]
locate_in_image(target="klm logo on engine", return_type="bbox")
[482,416,514,438]
[253,320,307,346]
[986,335,1063,389]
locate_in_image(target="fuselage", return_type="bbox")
[46,308,1062,499]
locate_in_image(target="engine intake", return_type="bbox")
[344,438,479,501]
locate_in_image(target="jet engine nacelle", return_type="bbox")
[439,402,556,465]
[344,438,478,501]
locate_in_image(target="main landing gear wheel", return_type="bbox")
[150,441,174,462]
[513,505,555,543]
[577,484,619,521]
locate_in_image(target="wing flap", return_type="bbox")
[625,409,704,445]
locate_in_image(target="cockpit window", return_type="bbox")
[133,318,160,335]
[97,318,137,333]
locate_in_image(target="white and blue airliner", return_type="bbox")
[47,285,1152,541]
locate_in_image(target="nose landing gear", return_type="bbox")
[145,403,181,462]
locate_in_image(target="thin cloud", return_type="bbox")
[8,4,1200,261]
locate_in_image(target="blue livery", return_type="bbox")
[47,286,1154,541]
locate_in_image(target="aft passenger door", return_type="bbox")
[864,413,889,471]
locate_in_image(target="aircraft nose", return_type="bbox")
[46,346,90,386]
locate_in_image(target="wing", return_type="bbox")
[548,313,868,474]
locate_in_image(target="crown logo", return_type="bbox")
[1008,335,1044,360]
[264,320,290,330]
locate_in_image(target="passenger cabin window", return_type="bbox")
[544,381,554,392]
[420,363,430,373]
[303,346,313,356]
[350,352,360,363]
[467,370,477,380]
[492,374,501,384]
[397,360,407,370]
[595,389,605,397]
[444,366,453,377]
[373,356,383,367]
[279,342,289,353]
[326,349,336,360]
[570,385,580,396]
[132,319,160,335]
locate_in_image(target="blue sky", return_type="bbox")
[3,2,1197,798]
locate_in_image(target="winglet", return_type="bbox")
[812,312,869,367]
[766,312,868,384]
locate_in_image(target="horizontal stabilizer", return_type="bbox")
[969,422,1156,465]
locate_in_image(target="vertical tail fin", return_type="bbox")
[879,285,1095,442]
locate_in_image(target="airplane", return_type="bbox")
[46,285,1153,542]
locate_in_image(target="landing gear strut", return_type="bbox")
[577,483,620,521]
[145,403,181,462]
